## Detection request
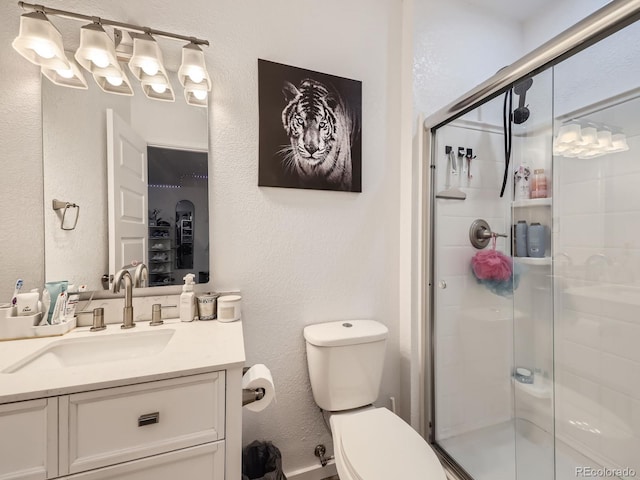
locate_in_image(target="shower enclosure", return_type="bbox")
[423,1,640,479]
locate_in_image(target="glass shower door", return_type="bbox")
[431,70,555,480]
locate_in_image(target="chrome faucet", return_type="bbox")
[112,269,135,329]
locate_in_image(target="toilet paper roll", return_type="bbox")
[242,364,276,412]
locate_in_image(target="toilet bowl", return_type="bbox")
[303,320,447,480]
[330,407,447,480]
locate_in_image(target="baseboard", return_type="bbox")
[285,459,337,480]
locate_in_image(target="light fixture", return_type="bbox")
[13,2,210,105]
[183,78,209,107]
[92,65,134,96]
[140,73,175,102]
[41,52,87,89]
[179,42,211,106]
[129,33,163,79]
[75,23,120,73]
[75,23,133,95]
[12,11,68,70]
[553,122,629,159]
[129,33,174,101]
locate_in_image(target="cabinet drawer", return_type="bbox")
[64,441,224,480]
[60,372,225,475]
[0,398,57,480]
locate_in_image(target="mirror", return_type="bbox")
[42,70,209,292]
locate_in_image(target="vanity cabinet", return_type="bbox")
[0,398,57,480]
[0,372,234,480]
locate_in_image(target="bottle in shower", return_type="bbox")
[515,221,528,257]
[527,223,546,258]
[514,164,531,200]
[531,169,547,198]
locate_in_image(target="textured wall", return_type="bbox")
[0,0,403,474]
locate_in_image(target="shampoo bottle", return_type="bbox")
[180,273,196,322]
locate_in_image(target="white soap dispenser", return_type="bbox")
[180,273,196,322]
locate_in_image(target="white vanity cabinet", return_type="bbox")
[0,320,245,480]
[0,370,241,480]
[0,398,58,480]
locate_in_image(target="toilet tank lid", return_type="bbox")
[303,320,388,347]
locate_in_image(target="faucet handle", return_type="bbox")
[90,307,106,332]
[150,304,164,326]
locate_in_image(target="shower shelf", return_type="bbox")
[512,198,552,208]
[513,377,552,399]
[515,257,552,266]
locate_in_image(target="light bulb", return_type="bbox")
[33,42,55,59]
[150,83,167,94]
[106,75,123,86]
[188,69,205,84]
[193,89,207,101]
[141,60,159,76]
[90,51,110,69]
[56,68,75,79]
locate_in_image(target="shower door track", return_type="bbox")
[419,1,640,479]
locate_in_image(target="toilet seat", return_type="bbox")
[330,407,447,480]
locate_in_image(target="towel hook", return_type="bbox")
[52,199,80,230]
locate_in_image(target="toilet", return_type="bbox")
[303,319,447,480]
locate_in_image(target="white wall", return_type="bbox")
[409,0,523,430]
[413,0,524,120]
[0,0,403,474]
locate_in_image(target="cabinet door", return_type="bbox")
[64,442,224,480]
[0,398,57,480]
[60,372,225,475]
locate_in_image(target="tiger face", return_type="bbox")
[282,79,344,166]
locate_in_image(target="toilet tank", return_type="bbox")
[303,320,388,411]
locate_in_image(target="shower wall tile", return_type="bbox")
[601,354,640,400]
[600,318,640,363]
[560,309,602,350]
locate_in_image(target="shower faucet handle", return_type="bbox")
[469,219,507,249]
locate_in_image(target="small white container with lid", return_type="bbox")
[217,295,242,322]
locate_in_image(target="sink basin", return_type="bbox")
[3,329,175,374]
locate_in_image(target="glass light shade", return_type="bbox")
[577,126,598,148]
[178,43,211,91]
[608,133,629,152]
[556,123,582,146]
[41,52,88,89]
[75,23,121,74]
[12,11,68,71]
[596,130,613,151]
[183,78,208,107]
[93,68,133,95]
[140,73,175,102]
[128,33,164,80]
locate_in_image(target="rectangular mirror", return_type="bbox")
[42,69,210,293]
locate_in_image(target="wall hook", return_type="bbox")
[52,199,80,230]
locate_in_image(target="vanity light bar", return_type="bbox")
[14,2,211,105]
[17,2,209,46]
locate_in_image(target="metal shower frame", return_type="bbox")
[419,0,640,478]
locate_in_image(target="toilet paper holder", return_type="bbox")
[242,366,266,406]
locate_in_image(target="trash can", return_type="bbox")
[242,440,287,480]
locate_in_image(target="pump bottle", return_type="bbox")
[180,273,196,322]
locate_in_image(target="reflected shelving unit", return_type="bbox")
[148,224,174,286]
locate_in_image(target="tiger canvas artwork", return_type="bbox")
[258,59,362,192]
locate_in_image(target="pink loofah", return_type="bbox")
[471,249,512,281]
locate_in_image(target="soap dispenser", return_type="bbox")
[180,273,196,322]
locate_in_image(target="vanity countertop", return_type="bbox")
[0,319,245,404]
